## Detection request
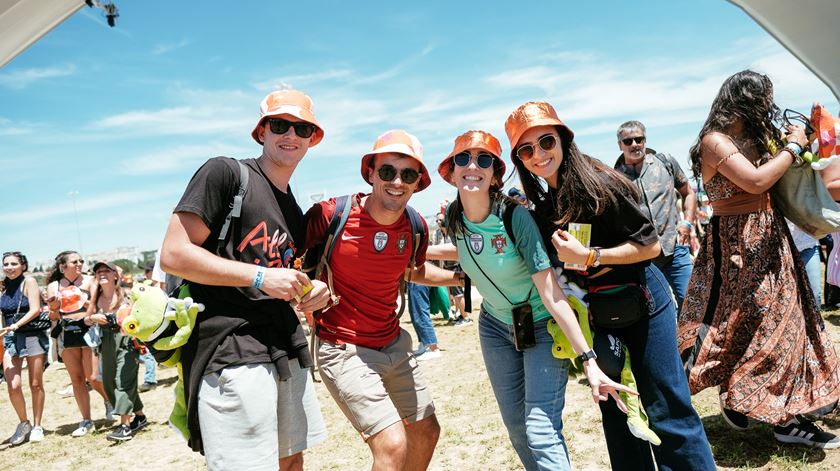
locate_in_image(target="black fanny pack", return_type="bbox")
[586,284,649,329]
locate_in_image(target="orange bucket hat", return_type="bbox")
[251,89,324,146]
[437,130,506,186]
[360,130,431,191]
[504,101,574,160]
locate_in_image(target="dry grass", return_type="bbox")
[2,309,840,470]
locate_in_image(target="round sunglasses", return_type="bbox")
[377,164,421,184]
[515,134,557,161]
[453,152,495,169]
[266,118,316,138]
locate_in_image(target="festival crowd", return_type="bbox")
[3,70,840,471]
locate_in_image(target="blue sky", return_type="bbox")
[1,0,837,265]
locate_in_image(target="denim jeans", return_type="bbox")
[140,351,157,384]
[478,312,572,471]
[593,264,715,471]
[407,282,438,347]
[800,245,822,307]
[655,245,693,315]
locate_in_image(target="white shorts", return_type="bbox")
[198,361,327,471]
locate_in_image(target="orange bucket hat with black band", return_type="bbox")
[437,130,507,187]
[251,89,324,146]
[504,101,574,160]
[360,130,431,192]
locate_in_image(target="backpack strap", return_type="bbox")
[651,151,675,179]
[217,160,249,252]
[168,159,248,296]
[397,205,426,318]
[502,201,518,246]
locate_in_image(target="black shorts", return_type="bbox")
[61,319,90,348]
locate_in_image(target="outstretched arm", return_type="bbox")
[407,262,463,287]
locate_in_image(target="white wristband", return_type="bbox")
[252,266,266,289]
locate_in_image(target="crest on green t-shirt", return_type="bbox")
[469,233,483,254]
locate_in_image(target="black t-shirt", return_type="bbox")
[547,185,658,286]
[174,156,304,373]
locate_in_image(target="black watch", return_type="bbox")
[575,349,597,364]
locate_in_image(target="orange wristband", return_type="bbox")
[585,249,596,267]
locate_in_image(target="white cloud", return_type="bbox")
[151,39,192,56]
[92,105,252,137]
[118,142,253,175]
[0,64,76,89]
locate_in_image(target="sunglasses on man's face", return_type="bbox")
[453,152,495,169]
[621,136,646,146]
[376,164,421,184]
[516,134,558,161]
[266,118,316,139]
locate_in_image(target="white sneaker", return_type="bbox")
[29,426,44,442]
[71,420,95,437]
[416,349,443,362]
[57,385,74,398]
[104,402,115,422]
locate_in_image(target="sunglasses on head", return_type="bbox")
[621,136,646,146]
[516,134,557,161]
[377,164,421,184]
[266,118,316,138]
[453,152,495,169]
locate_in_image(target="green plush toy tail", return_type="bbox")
[621,348,661,446]
[168,363,189,441]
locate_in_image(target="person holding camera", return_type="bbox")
[432,130,632,471]
[505,102,715,471]
[2,251,48,445]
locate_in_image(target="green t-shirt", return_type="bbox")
[453,201,552,325]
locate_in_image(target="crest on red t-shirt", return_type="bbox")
[397,233,409,254]
[469,233,483,254]
[491,234,507,254]
[374,231,389,252]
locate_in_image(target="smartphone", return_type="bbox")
[512,303,536,351]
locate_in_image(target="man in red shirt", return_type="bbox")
[304,130,462,471]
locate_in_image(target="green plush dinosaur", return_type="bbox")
[121,282,203,440]
[547,276,660,446]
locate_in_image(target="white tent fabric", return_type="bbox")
[0,0,84,68]
[729,0,840,101]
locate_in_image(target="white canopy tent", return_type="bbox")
[0,0,85,69]
[729,0,840,101]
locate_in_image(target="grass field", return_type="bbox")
[2,309,840,470]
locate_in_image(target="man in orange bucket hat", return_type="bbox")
[302,129,463,470]
[160,89,331,470]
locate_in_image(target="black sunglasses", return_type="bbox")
[377,164,421,184]
[621,136,646,146]
[266,118,316,138]
[453,152,495,169]
[516,134,557,161]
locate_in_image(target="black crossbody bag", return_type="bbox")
[462,232,535,351]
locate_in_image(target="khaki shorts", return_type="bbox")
[318,329,435,439]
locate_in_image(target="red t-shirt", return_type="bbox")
[303,193,428,348]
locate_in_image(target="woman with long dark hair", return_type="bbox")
[86,261,147,441]
[2,251,47,445]
[678,70,840,448]
[46,250,111,437]
[506,101,715,470]
[434,130,632,470]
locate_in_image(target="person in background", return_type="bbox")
[434,213,471,326]
[87,261,147,441]
[2,251,48,445]
[407,282,442,361]
[46,250,112,437]
[679,70,840,448]
[614,120,696,313]
[137,262,158,392]
[786,221,822,307]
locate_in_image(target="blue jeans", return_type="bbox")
[655,245,693,314]
[407,283,438,347]
[800,245,822,306]
[593,265,715,471]
[140,351,157,384]
[479,312,571,471]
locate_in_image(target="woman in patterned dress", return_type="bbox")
[678,70,840,448]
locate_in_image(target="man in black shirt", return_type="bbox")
[160,89,331,471]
